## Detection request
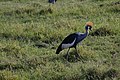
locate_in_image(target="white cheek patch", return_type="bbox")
[88,26,90,29]
[61,38,76,49]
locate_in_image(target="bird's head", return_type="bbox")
[85,21,93,31]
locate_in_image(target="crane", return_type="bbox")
[56,22,93,60]
[48,0,57,4]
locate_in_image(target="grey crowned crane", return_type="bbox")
[48,0,57,4]
[56,22,93,60]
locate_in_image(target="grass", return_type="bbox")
[0,0,120,80]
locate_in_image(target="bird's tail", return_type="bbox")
[56,45,62,54]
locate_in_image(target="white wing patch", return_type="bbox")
[61,38,76,49]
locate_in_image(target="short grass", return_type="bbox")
[0,0,120,80]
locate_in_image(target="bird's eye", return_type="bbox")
[88,26,92,30]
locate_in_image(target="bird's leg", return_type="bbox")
[74,46,82,59]
[74,46,79,58]
[74,46,84,62]
[65,48,70,61]
[48,3,51,12]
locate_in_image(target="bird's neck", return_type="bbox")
[85,29,89,35]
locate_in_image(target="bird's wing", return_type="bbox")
[61,33,77,44]
[60,33,77,49]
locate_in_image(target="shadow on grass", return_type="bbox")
[0,64,24,70]
[63,51,86,63]
[0,32,58,46]
[49,50,91,63]
[3,7,53,17]
[90,27,116,36]
[99,1,120,7]
[84,68,119,80]
[0,0,12,2]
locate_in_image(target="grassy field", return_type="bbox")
[0,0,120,80]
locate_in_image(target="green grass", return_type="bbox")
[0,0,120,80]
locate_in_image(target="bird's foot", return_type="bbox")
[63,54,69,61]
[75,53,85,63]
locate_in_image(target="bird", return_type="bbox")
[56,22,93,60]
[48,0,57,4]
